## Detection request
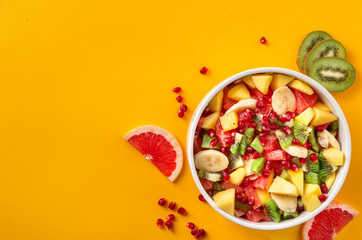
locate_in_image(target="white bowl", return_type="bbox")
[186,67,351,230]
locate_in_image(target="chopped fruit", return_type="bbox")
[325,172,336,190]
[243,185,262,209]
[220,112,239,131]
[200,66,208,74]
[242,75,256,88]
[201,133,221,149]
[322,147,344,166]
[172,87,181,93]
[268,176,299,197]
[227,83,251,101]
[270,74,294,90]
[251,74,273,94]
[213,188,235,215]
[202,112,220,130]
[208,90,223,112]
[251,157,266,174]
[263,150,287,161]
[302,195,321,212]
[288,80,314,95]
[255,189,271,206]
[270,193,297,213]
[310,108,338,126]
[250,136,264,153]
[158,198,167,206]
[260,37,267,44]
[314,101,331,112]
[294,120,312,144]
[125,125,183,182]
[198,170,222,182]
[295,107,316,126]
[292,89,318,115]
[266,169,275,191]
[229,167,246,185]
[264,198,281,223]
[304,184,322,196]
[318,194,327,202]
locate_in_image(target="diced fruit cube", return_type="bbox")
[314,101,332,112]
[242,75,256,88]
[243,185,262,209]
[229,167,246,185]
[250,136,264,153]
[219,112,238,131]
[213,188,235,215]
[270,193,297,213]
[263,150,287,161]
[310,108,338,126]
[251,74,273,94]
[201,133,221,149]
[227,83,251,101]
[268,176,299,197]
[202,112,220,130]
[252,176,270,190]
[288,80,314,95]
[264,198,281,223]
[250,157,266,175]
[221,181,243,194]
[304,183,322,196]
[295,107,316,126]
[208,90,223,112]
[302,195,321,212]
[325,172,336,190]
[266,169,275,191]
[228,152,244,170]
[292,89,318,115]
[322,147,344,166]
[255,189,271,206]
[270,74,294,90]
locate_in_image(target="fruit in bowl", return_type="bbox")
[187,68,351,230]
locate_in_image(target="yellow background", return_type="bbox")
[0,0,361,239]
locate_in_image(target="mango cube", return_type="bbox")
[266,169,275,191]
[227,82,251,101]
[229,167,246,185]
[242,75,256,88]
[220,112,238,131]
[325,172,336,190]
[268,176,299,197]
[322,148,344,166]
[288,80,314,95]
[251,74,273,94]
[295,107,316,126]
[255,189,271,206]
[213,188,235,215]
[310,108,338,126]
[287,168,304,197]
[314,101,332,112]
[270,74,294,90]
[208,90,223,112]
[304,184,322,196]
[202,112,220,130]
[302,195,321,212]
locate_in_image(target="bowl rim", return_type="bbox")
[186,67,351,230]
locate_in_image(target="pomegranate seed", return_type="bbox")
[281,160,290,168]
[305,142,312,149]
[238,128,244,134]
[263,95,271,102]
[236,193,242,200]
[300,158,306,165]
[167,214,175,221]
[241,179,250,187]
[259,132,268,137]
[176,95,183,103]
[187,222,195,229]
[241,195,248,203]
[248,122,257,128]
[191,227,198,235]
[243,112,252,121]
[251,151,260,159]
[194,233,201,239]
[287,154,293,161]
[198,194,206,202]
[203,107,210,115]
[316,126,324,132]
[318,194,327,202]
[157,218,164,228]
[269,112,276,120]
[224,137,235,144]
[178,109,185,118]
[262,116,270,126]
[286,111,295,118]
[279,115,287,123]
[291,163,299,172]
[247,146,254,153]
[221,147,227,154]
[262,125,270,133]
[168,201,176,210]
[310,153,318,162]
[260,37,267,44]
[245,108,255,115]
[248,197,255,206]
[321,184,329,193]
[242,154,250,160]
[231,131,236,138]
[283,126,292,135]
[222,172,230,181]
[284,114,291,121]
[269,124,278,130]
[207,129,215,138]
[262,169,270,177]
[200,66,208,74]
[180,104,188,112]
[292,138,300,145]
[165,220,173,230]
[265,161,271,169]
[275,168,281,175]
[172,87,181,93]
[158,198,167,206]
[210,139,219,148]
[238,120,245,128]
[260,136,267,145]
[257,98,264,108]
[198,229,206,237]
[178,207,187,215]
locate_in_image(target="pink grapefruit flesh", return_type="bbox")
[302,202,359,240]
[124,125,183,182]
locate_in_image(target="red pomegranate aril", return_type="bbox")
[172,87,181,93]
[191,228,198,235]
[251,151,260,159]
[224,137,235,144]
[176,95,183,103]
[269,112,276,120]
[286,155,293,162]
[200,66,208,74]
[241,195,248,203]
[300,158,306,165]
[274,168,281,175]
[157,218,164,228]
[210,139,219,148]
[265,161,271,169]
[198,229,206,237]
[238,128,244,134]
[236,193,242,200]
[248,122,257,128]
[310,153,318,162]
[270,124,278,130]
[321,184,329,193]
[262,125,270,133]
[243,154,250,160]
[262,116,270,126]
[178,109,184,118]
[167,214,175,221]
[279,115,287,123]
[292,138,300,145]
[178,207,187,215]
[286,111,295,119]
[285,114,292,121]
[248,197,255,206]
[222,172,230,181]
[291,163,299,172]
[263,95,271,102]
[241,179,250,187]
[260,136,267,145]
[260,37,267,44]
[221,147,227,154]
[238,120,245,128]
[316,126,324,132]
[198,194,206,202]
[283,126,292,135]
[203,107,210,115]
[304,142,312,149]
[262,169,270,177]
[207,129,215,138]
[165,220,173,230]
[260,132,268,137]
[168,201,176,210]
[246,146,254,154]
[257,98,264,108]
[281,160,290,168]
[187,222,196,229]
[180,104,188,112]
[243,112,252,121]
[318,194,327,202]
[231,131,236,138]
[158,198,167,206]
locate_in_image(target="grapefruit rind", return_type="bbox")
[124,125,183,182]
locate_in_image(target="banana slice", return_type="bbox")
[194,150,229,172]
[224,99,257,115]
[271,86,296,116]
[317,130,341,150]
[284,145,308,158]
[271,193,297,213]
[284,119,294,128]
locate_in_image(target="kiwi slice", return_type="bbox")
[280,169,291,181]
[270,116,284,128]
[213,181,223,191]
[303,150,320,173]
[250,136,264,153]
[294,120,312,144]
[235,200,252,211]
[228,153,244,171]
[253,114,263,132]
[304,39,347,76]
[230,133,243,154]
[318,153,334,182]
[250,157,266,175]
[283,211,299,219]
[297,31,332,72]
[264,198,281,223]
[310,57,355,92]
[198,170,222,182]
[327,120,339,137]
[201,133,221,149]
[239,128,255,155]
[308,125,320,152]
[275,129,294,149]
[305,172,320,185]
[292,157,302,168]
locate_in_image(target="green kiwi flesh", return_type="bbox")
[327,120,339,137]
[305,172,320,185]
[264,198,281,223]
[294,120,312,144]
[250,157,266,175]
[283,211,299,219]
[308,125,320,152]
[250,135,264,153]
[228,153,244,171]
[202,133,221,149]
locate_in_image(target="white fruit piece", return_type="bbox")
[284,119,294,128]
[271,193,298,213]
[317,130,340,150]
[284,145,308,158]
[194,150,229,172]
[225,99,257,115]
[271,86,296,115]
[243,159,254,176]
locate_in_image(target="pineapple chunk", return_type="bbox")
[202,112,220,130]
[325,172,336,190]
[270,74,294,90]
[314,101,332,112]
[288,80,314,95]
[220,112,238,131]
[213,188,235,215]
[295,107,316,126]
[266,169,275,191]
[227,83,251,101]
[251,74,273,94]
[304,184,322,196]
[255,189,270,206]
[302,195,321,212]
[287,168,304,197]
[310,108,338,126]
[322,148,344,166]
[229,167,246,185]
[268,176,299,197]
[208,90,223,112]
[242,75,256,88]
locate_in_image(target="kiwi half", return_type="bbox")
[294,120,312,144]
[308,125,320,152]
[297,31,332,72]
[304,39,347,76]
[310,57,355,92]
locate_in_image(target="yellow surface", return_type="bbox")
[1,0,362,240]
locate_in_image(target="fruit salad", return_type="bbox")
[193,73,344,223]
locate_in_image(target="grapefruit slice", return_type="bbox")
[124,125,183,182]
[302,202,359,240]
